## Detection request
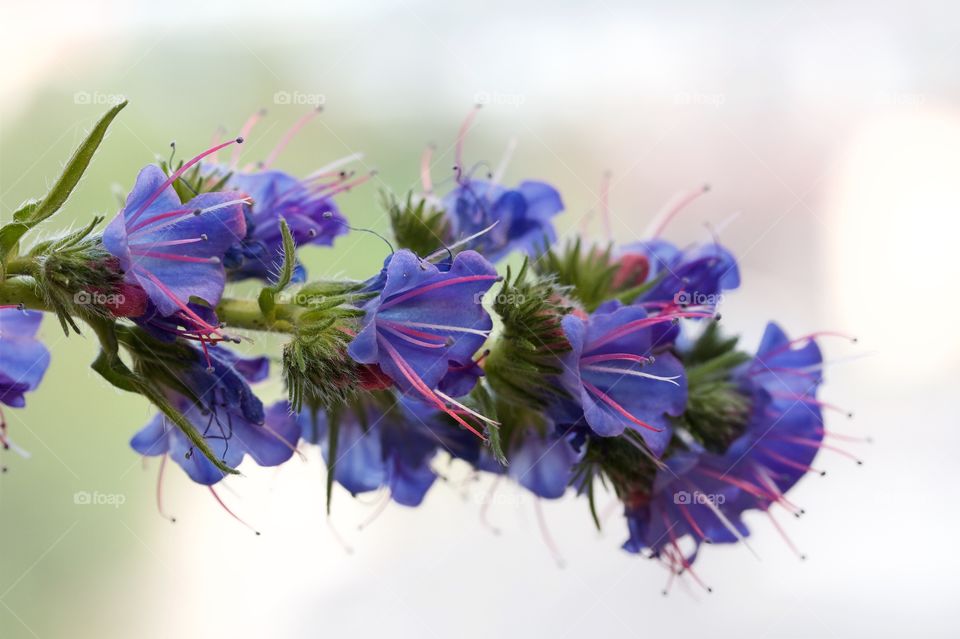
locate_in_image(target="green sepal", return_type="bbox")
[384,190,452,255]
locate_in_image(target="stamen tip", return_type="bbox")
[235,136,245,144]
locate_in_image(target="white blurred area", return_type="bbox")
[2,1,959,638]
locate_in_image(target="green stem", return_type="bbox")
[215,296,302,333]
[0,272,303,336]
[0,276,48,310]
[4,256,39,278]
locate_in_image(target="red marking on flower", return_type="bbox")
[105,282,149,318]
[612,253,650,290]
[358,364,394,391]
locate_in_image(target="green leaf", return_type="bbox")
[258,219,297,319]
[0,100,127,259]
[270,218,297,293]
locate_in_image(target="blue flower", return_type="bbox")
[508,426,582,499]
[619,239,740,308]
[223,170,348,282]
[298,401,442,507]
[620,447,748,590]
[0,308,50,409]
[348,249,499,436]
[558,301,687,456]
[442,179,563,262]
[725,322,830,498]
[104,150,248,340]
[622,323,831,576]
[130,346,299,485]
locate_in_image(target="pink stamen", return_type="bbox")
[676,502,709,541]
[480,476,502,535]
[134,268,223,337]
[357,492,391,531]
[208,486,260,535]
[581,380,662,432]
[379,322,446,349]
[379,274,499,310]
[756,331,857,364]
[129,237,206,250]
[587,312,712,351]
[315,171,376,198]
[814,427,872,443]
[651,184,711,238]
[761,449,826,476]
[130,250,218,264]
[600,170,612,242]
[773,436,863,464]
[580,352,654,366]
[455,106,481,181]
[156,454,176,523]
[129,207,198,235]
[765,509,806,560]
[378,320,449,343]
[661,508,712,593]
[420,144,435,193]
[128,138,241,226]
[231,109,266,167]
[262,108,322,169]
[695,467,777,501]
[768,391,851,417]
[534,499,566,568]
[376,335,485,439]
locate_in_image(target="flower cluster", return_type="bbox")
[0,102,861,591]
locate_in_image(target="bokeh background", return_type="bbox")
[2,1,958,637]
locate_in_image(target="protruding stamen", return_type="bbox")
[455,105,482,182]
[535,499,566,569]
[128,138,242,225]
[582,380,662,432]
[479,476,503,535]
[208,485,260,535]
[491,136,518,184]
[262,107,322,169]
[420,144,435,193]
[600,170,613,242]
[648,184,711,238]
[379,274,500,310]
[231,109,267,167]
[155,454,177,523]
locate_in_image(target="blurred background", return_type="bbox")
[1,1,958,637]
